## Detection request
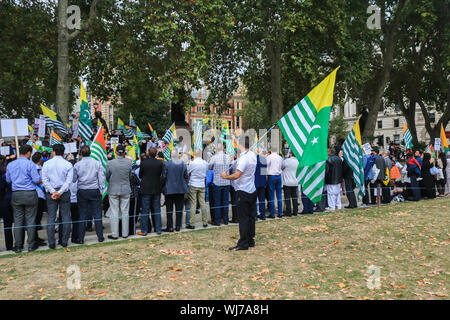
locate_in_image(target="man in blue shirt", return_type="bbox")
[42,144,74,249]
[6,144,41,253]
[362,151,376,207]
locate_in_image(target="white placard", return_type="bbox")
[434,138,442,152]
[64,142,77,154]
[0,147,10,156]
[33,141,42,146]
[1,119,29,137]
[38,115,46,137]
[111,137,119,146]
[71,122,79,139]
[362,143,372,156]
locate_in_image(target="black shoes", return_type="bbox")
[229,220,239,223]
[49,244,56,249]
[229,246,248,251]
[203,224,208,228]
[210,222,220,226]
[13,247,23,254]
[72,239,84,244]
[37,238,47,247]
[163,228,174,232]
[61,243,68,248]
[186,225,195,230]
[108,235,118,240]
[98,237,105,242]
[175,227,181,232]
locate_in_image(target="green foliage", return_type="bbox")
[0,1,57,119]
[235,99,272,131]
[328,114,349,144]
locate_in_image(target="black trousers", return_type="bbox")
[344,178,358,208]
[283,186,298,216]
[125,196,141,235]
[165,194,184,230]
[70,203,80,242]
[369,182,377,204]
[36,198,46,230]
[236,190,257,249]
[208,185,215,221]
[1,201,14,251]
[229,186,238,222]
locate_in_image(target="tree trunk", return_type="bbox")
[56,0,70,125]
[398,91,419,145]
[267,41,283,124]
[362,0,407,142]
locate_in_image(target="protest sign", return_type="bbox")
[362,143,372,156]
[64,142,77,154]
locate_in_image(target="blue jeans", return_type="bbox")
[77,189,103,241]
[213,185,230,224]
[256,186,266,218]
[410,176,421,201]
[141,194,162,234]
[268,175,282,216]
[301,192,314,213]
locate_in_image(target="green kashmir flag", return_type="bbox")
[79,81,93,144]
[278,67,339,203]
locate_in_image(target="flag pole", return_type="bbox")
[250,123,278,150]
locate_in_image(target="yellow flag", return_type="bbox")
[41,104,57,120]
[307,66,340,112]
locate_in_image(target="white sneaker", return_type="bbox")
[360,204,368,208]
[325,207,335,211]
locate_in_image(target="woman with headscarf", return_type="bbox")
[421,152,436,199]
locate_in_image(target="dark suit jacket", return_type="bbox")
[162,160,189,195]
[139,157,164,195]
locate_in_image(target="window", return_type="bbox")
[377,135,384,146]
[394,119,399,127]
[109,106,113,130]
[236,117,240,128]
[228,120,232,130]
[377,120,383,129]
[430,113,435,123]
[394,134,400,144]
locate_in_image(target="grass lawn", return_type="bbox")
[0,197,448,300]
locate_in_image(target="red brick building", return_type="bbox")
[186,86,247,132]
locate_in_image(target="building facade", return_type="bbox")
[72,87,117,132]
[186,85,247,132]
[332,99,446,147]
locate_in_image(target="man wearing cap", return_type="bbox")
[106,144,132,240]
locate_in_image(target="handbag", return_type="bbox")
[430,166,439,176]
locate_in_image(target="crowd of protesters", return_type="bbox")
[1,128,449,253]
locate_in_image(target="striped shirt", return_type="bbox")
[208,151,231,186]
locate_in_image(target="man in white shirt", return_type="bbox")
[266,146,283,218]
[186,150,209,229]
[41,144,73,249]
[221,136,257,251]
[281,151,299,216]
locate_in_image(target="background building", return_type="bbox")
[331,99,447,147]
[186,85,247,132]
